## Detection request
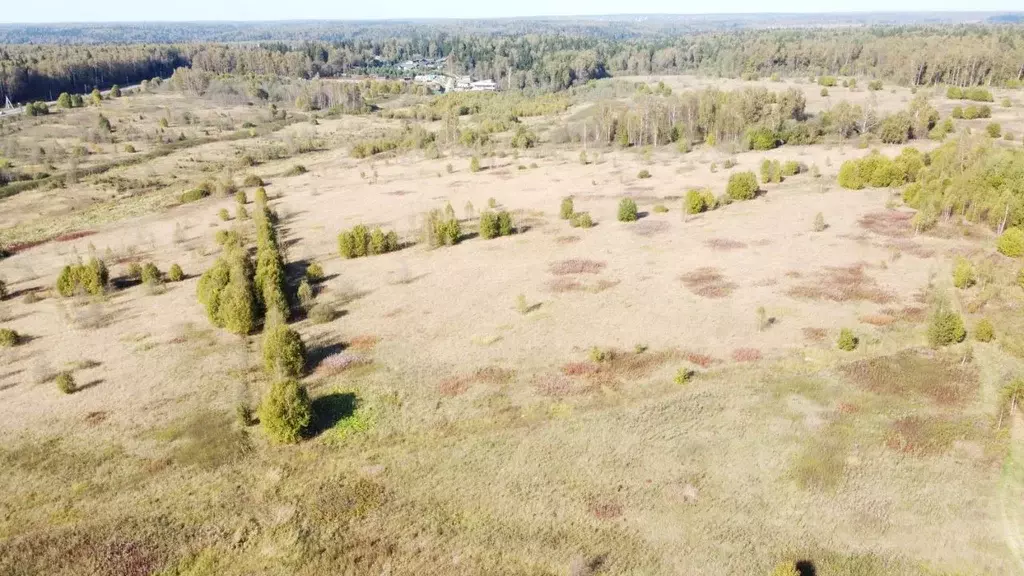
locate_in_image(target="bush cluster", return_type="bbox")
[760,159,781,184]
[946,86,994,102]
[685,188,717,214]
[570,212,594,228]
[56,258,109,297]
[141,263,162,285]
[726,171,759,201]
[254,204,289,323]
[338,225,400,258]
[197,247,258,335]
[423,209,462,247]
[479,210,514,239]
[837,148,923,190]
[242,174,264,187]
[975,318,995,342]
[258,378,311,444]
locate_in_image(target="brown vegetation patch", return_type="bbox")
[884,415,970,456]
[559,349,681,388]
[840,350,978,406]
[859,314,897,326]
[562,362,600,377]
[880,305,927,323]
[84,411,108,426]
[549,259,606,275]
[547,277,618,293]
[785,270,803,279]
[438,376,471,397]
[731,348,762,362]
[859,211,913,238]
[680,267,737,298]
[704,238,748,251]
[631,220,670,237]
[348,335,380,352]
[884,239,935,258]
[752,278,779,287]
[683,351,717,368]
[588,498,624,520]
[534,375,594,397]
[555,235,581,245]
[803,327,828,343]
[473,366,515,385]
[439,366,516,396]
[787,263,895,304]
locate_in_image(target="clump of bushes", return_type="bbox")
[305,262,324,282]
[179,187,211,204]
[141,263,161,285]
[254,207,289,324]
[296,280,314,310]
[618,198,638,222]
[479,210,515,239]
[986,123,1002,138]
[975,318,995,342]
[218,208,230,221]
[570,212,594,228]
[56,258,109,297]
[962,104,992,120]
[817,76,837,87]
[760,159,781,184]
[837,328,858,351]
[0,328,20,347]
[998,228,1024,258]
[235,190,247,205]
[197,245,258,335]
[927,308,966,347]
[255,187,268,205]
[952,257,975,289]
[283,165,307,177]
[781,160,803,177]
[243,174,264,187]
[560,197,574,220]
[837,148,923,190]
[685,188,717,214]
[674,368,694,385]
[868,80,883,91]
[56,371,76,394]
[637,169,652,179]
[424,209,462,247]
[168,264,184,282]
[726,171,759,201]
[746,126,779,151]
[947,86,994,102]
[258,378,311,444]
[262,323,306,378]
[338,225,400,258]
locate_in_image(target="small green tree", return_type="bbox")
[297,279,314,310]
[262,323,306,378]
[470,156,481,173]
[479,211,499,239]
[986,123,1002,138]
[928,308,966,347]
[685,189,706,214]
[110,84,121,98]
[618,198,638,222]
[90,89,102,105]
[952,257,975,289]
[0,328,19,347]
[56,371,76,394]
[218,208,230,221]
[258,378,311,444]
[141,263,161,285]
[168,264,184,282]
[726,171,759,201]
[57,92,72,108]
[975,318,995,342]
[998,228,1024,257]
[837,328,858,351]
[560,197,575,220]
[570,212,594,228]
[305,262,324,283]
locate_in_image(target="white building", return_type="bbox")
[470,79,498,92]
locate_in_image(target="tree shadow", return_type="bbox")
[76,379,104,392]
[111,276,141,290]
[306,341,347,371]
[796,560,817,576]
[307,392,359,437]
[636,211,649,220]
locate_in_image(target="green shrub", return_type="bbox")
[951,106,964,119]
[197,253,257,335]
[673,368,694,385]
[986,123,1002,138]
[570,212,594,228]
[308,302,335,324]
[124,144,136,154]
[141,263,161,285]
[760,159,781,184]
[618,198,638,222]
[237,204,249,221]
[975,318,995,342]
[305,262,324,283]
[653,204,669,213]
[879,112,912,144]
[589,346,613,363]
[283,165,307,177]
[297,280,314,310]
[255,187,268,205]
[339,225,399,258]
[258,378,311,444]
[726,171,759,201]
[952,257,975,289]
[262,323,306,378]
[235,190,247,205]
[770,562,801,576]
[1001,97,1012,108]
[423,209,462,247]
[0,328,19,347]
[560,197,574,220]
[637,169,652,179]
[685,189,707,214]
[781,160,802,176]
[56,371,76,394]
[837,328,858,351]
[56,258,109,297]
[497,211,514,236]
[218,208,230,221]
[0,279,6,300]
[868,80,883,91]
[817,76,837,87]
[57,92,72,108]
[243,174,264,187]
[126,262,143,280]
[998,228,1024,258]
[820,88,829,97]
[947,86,964,100]
[928,309,966,347]
[179,187,211,204]
[470,156,481,173]
[168,264,184,282]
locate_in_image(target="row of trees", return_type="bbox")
[4,24,1024,104]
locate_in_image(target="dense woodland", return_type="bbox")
[4,23,1024,104]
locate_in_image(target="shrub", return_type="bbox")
[589,346,613,363]
[56,258,109,297]
[560,197,575,219]
[262,323,306,378]
[951,106,964,119]
[975,318,995,342]
[868,80,883,91]
[141,263,161,285]
[723,158,737,169]
[928,308,966,347]
[781,160,802,176]
[760,159,781,184]
[771,562,800,576]
[237,204,249,221]
[570,212,594,228]
[56,371,76,394]
[218,208,230,221]
[998,228,1024,257]
[423,209,462,247]
[305,262,324,283]
[947,86,964,99]
[1002,97,1013,108]
[126,262,143,280]
[0,279,6,300]
[726,171,759,201]
[813,212,827,232]
[57,92,72,108]
[952,257,975,289]
[255,187,268,205]
[879,112,912,144]
[308,302,336,324]
[283,165,307,176]
[124,144,136,154]
[243,174,264,187]
[339,225,399,257]
[235,190,247,205]
[986,123,1002,138]
[747,126,779,150]
[179,187,210,203]
[197,253,257,335]
[618,198,638,222]
[168,264,184,282]
[837,328,858,351]
[637,169,652,179]
[0,328,19,347]
[818,76,837,87]
[297,280,314,310]
[258,378,311,444]
[653,204,669,213]
[820,88,829,97]
[470,156,481,173]
[674,368,694,385]
[685,189,707,214]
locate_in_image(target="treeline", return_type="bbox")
[4,24,1024,104]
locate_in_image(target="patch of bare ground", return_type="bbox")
[840,350,978,406]
[752,277,778,287]
[680,267,737,299]
[859,210,913,238]
[704,238,747,251]
[803,328,828,343]
[731,348,762,362]
[548,259,607,275]
[631,220,670,237]
[787,263,895,304]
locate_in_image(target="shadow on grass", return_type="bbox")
[308,392,359,437]
[306,342,347,371]
[796,560,817,576]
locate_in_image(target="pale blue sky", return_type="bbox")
[2,0,1021,24]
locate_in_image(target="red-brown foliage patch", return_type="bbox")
[438,376,471,397]
[802,327,828,343]
[588,498,624,520]
[787,263,895,304]
[884,415,965,456]
[840,350,978,406]
[731,348,763,362]
[884,239,935,258]
[547,277,618,293]
[561,362,600,377]
[859,211,913,238]
[680,267,736,299]
[859,314,897,326]
[682,351,717,368]
[348,335,380,352]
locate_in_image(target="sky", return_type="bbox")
[2,0,1022,24]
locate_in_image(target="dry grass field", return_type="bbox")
[2,75,1024,575]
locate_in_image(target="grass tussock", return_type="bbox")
[546,277,619,293]
[884,415,975,456]
[680,267,737,298]
[548,259,606,275]
[787,263,894,304]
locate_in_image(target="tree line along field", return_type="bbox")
[1,58,1024,575]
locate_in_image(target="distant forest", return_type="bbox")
[2,19,1024,104]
